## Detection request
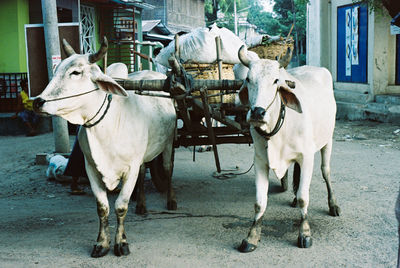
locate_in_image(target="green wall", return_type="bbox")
[0,0,29,73]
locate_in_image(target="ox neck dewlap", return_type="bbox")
[254,96,286,140]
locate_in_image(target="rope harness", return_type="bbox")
[41,88,112,129]
[83,94,112,128]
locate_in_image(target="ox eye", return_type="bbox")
[71,70,81,76]
[246,77,250,83]
[273,79,279,84]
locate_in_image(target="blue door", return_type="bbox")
[396,34,400,85]
[337,4,368,83]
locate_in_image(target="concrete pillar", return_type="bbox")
[306,0,330,68]
[306,0,320,66]
[41,0,70,153]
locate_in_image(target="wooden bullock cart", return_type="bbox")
[115,35,292,191]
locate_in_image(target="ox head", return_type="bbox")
[33,37,128,125]
[237,46,302,128]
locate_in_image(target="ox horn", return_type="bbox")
[278,47,293,68]
[238,45,250,68]
[88,36,108,63]
[62,39,76,57]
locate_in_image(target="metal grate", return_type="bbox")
[80,4,96,54]
[0,73,28,112]
[101,5,137,72]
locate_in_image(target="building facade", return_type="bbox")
[142,0,205,33]
[307,0,400,122]
[0,0,151,113]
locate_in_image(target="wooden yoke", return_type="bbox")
[115,79,244,93]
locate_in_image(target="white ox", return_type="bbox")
[105,63,170,215]
[236,46,340,252]
[33,38,177,258]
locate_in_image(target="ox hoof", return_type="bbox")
[167,200,177,211]
[114,242,130,256]
[297,235,312,248]
[291,198,297,207]
[238,239,257,253]
[135,205,147,215]
[91,245,110,258]
[329,205,341,217]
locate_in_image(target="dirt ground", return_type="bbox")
[0,119,399,267]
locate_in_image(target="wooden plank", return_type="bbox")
[175,136,252,147]
[192,98,243,132]
[178,126,246,136]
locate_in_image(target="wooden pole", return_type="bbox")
[215,36,223,103]
[199,87,221,173]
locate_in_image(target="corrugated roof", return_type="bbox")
[142,20,172,35]
[110,0,154,9]
[142,20,162,32]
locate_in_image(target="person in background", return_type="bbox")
[63,125,86,195]
[12,79,39,136]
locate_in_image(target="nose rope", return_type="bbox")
[254,91,286,140]
[38,87,112,128]
[264,89,279,111]
[43,88,100,102]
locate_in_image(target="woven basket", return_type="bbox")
[183,62,236,104]
[249,42,294,61]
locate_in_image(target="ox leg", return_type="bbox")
[291,162,301,207]
[163,146,177,210]
[238,157,269,253]
[296,157,313,248]
[86,168,111,258]
[321,141,340,216]
[135,164,147,215]
[281,171,289,192]
[114,166,140,257]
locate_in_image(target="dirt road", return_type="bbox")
[0,120,399,267]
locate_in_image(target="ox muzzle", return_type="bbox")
[33,97,46,113]
[250,106,266,122]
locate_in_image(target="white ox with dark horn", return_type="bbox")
[236,46,340,252]
[33,37,177,258]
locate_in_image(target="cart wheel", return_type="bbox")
[149,150,175,193]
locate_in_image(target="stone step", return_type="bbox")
[336,101,400,123]
[365,102,400,123]
[334,90,370,104]
[375,94,400,105]
[335,101,367,121]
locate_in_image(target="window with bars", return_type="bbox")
[0,73,27,112]
[80,5,96,54]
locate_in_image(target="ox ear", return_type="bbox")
[278,80,302,113]
[92,72,128,97]
[238,83,249,106]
